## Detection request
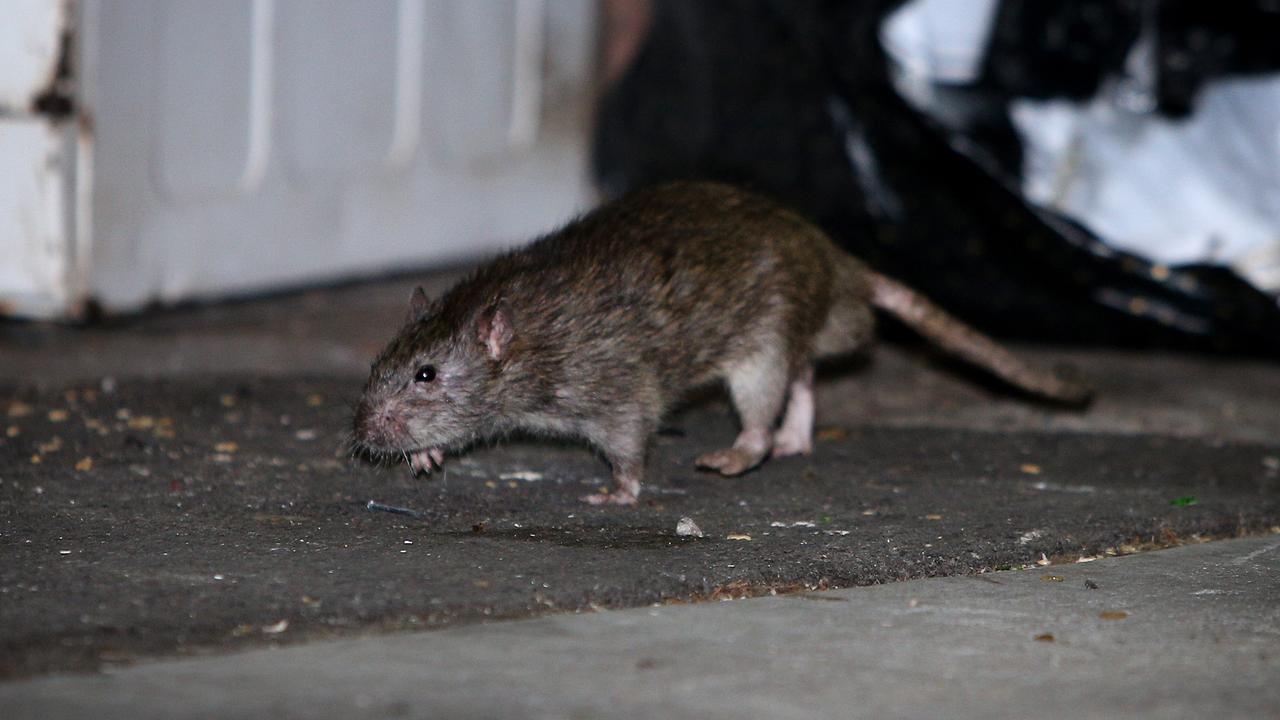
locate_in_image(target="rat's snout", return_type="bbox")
[353,399,400,450]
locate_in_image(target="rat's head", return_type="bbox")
[353,286,515,459]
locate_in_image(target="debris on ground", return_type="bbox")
[7,400,34,418]
[676,517,704,538]
[499,470,544,482]
[1017,529,1045,545]
[816,426,848,442]
[365,500,425,520]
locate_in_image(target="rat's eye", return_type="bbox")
[414,365,436,383]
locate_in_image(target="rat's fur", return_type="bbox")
[354,182,1090,504]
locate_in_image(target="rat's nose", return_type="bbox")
[353,401,391,446]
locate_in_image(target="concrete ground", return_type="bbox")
[2,272,1279,715]
[4,536,1278,720]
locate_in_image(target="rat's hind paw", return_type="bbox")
[770,430,812,458]
[695,447,759,476]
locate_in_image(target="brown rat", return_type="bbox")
[353,181,1091,505]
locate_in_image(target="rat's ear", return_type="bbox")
[477,302,514,361]
[406,286,430,322]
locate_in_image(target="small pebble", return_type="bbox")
[675,517,704,538]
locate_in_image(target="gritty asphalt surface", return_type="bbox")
[2,274,1279,681]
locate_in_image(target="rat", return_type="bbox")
[353,181,1091,505]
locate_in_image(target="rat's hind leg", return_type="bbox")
[696,350,789,476]
[772,363,815,457]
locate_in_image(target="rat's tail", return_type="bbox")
[867,270,1094,406]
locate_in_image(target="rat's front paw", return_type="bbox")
[580,490,638,505]
[409,447,445,475]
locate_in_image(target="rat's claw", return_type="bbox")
[410,449,436,475]
[428,448,444,467]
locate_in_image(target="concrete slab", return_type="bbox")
[4,535,1277,720]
